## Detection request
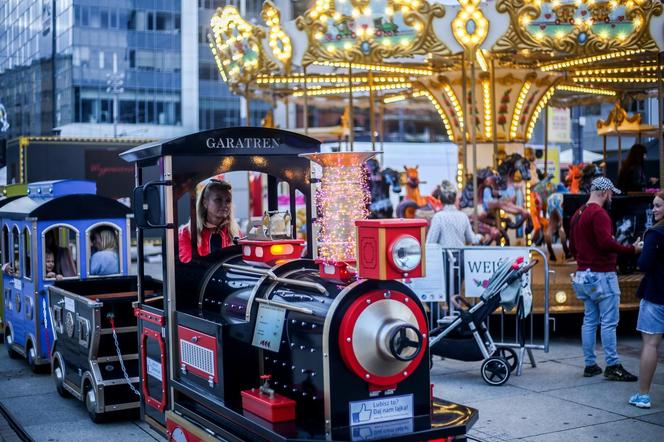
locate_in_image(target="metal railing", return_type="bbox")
[427,246,550,376]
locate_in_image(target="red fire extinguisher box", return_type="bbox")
[241,388,297,423]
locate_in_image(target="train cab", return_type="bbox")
[1,180,131,371]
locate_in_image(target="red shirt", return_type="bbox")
[178,224,232,263]
[569,202,635,272]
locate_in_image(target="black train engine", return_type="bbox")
[170,220,476,441]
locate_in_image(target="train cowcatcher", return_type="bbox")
[122,127,477,441]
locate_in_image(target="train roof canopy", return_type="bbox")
[120,127,321,164]
[0,194,130,221]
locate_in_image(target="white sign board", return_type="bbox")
[64,297,75,312]
[146,357,163,380]
[463,248,531,297]
[403,244,446,302]
[251,303,286,352]
[349,394,413,426]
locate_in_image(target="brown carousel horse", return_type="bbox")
[395,166,443,219]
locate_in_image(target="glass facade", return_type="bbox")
[1,0,183,140]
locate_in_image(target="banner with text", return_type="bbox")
[463,248,531,297]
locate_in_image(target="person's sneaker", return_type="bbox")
[604,364,638,382]
[583,364,603,377]
[629,393,651,409]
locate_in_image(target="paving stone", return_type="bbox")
[521,418,664,442]
[506,359,606,392]
[636,411,664,427]
[462,392,620,440]
[545,380,664,418]
[23,420,159,442]
[431,370,527,405]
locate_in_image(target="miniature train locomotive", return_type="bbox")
[1,180,131,372]
[123,127,477,441]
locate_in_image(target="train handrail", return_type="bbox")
[222,262,328,294]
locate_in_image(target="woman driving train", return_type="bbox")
[178,179,240,263]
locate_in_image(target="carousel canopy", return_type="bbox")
[209,0,662,143]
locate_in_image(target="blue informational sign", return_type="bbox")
[348,394,413,426]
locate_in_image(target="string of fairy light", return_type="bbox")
[315,164,370,263]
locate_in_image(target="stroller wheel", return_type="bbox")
[481,357,511,386]
[495,347,519,373]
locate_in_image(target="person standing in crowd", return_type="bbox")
[427,180,483,248]
[629,190,664,408]
[569,177,641,381]
[618,144,647,192]
[179,179,240,263]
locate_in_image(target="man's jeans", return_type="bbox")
[573,271,621,367]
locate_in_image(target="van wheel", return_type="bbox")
[85,384,104,423]
[5,333,20,359]
[52,358,70,398]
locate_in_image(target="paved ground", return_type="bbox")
[431,336,664,441]
[0,349,161,442]
[1,333,662,441]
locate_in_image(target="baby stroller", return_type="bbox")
[429,257,536,386]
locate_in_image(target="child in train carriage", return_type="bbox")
[178,179,241,263]
[89,228,119,275]
[44,250,64,280]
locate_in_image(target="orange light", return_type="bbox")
[270,244,294,255]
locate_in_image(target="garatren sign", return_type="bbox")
[206,137,281,149]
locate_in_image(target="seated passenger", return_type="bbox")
[90,228,120,275]
[45,250,64,280]
[178,179,240,263]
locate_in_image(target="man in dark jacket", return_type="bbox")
[570,177,642,381]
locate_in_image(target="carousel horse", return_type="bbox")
[460,168,508,245]
[395,166,443,219]
[366,158,402,218]
[492,153,532,231]
[565,163,584,194]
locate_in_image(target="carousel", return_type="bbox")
[208,0,663,311]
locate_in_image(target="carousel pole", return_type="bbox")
[603,135,607,164]
[348,63,354,152]
[303,65,309,135]
[659,51,663,189]
[379,101,385,164]
[245,82,251,126]
[369,71,376,151]
[285,95,290,129]
[461,52,469,191]
[469,52,479,232]
[544,105,549,177]
[617,134,622,175]
[491,57,498,168]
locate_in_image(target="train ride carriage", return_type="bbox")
[0,183,28,340]
[121,127,477,441]
[1,180,131,372]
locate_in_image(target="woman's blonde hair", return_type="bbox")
[195,180,240,244]
[95,228,118,251]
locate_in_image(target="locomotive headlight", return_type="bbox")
[555,290,567,304]
[390,235,421,272]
